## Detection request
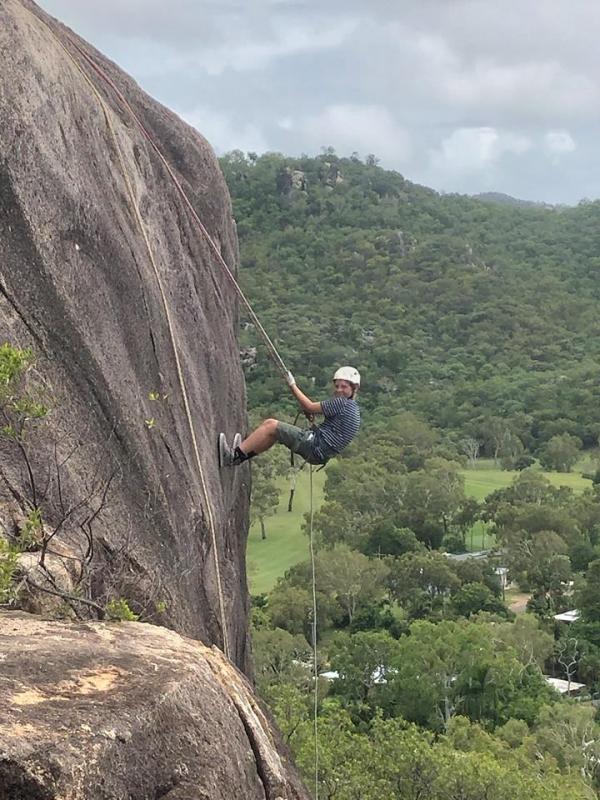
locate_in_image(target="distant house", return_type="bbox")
[319,666,390,685]
[545,676,586,696]
[319,670,339,681]
[553,610,581,623]
[444,550,490,562]
[494,566,509,590]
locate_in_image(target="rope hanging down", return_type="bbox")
[36,17,231,657]
[68,38,290,380]
[309,466,320,800]
[36,12,322,789]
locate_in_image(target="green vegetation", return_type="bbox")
[462,459,592,501]
[222,150,600,461]
[0,538,20,604]
[225,152,600,798]
[247,468,325,594]
[0,342,147,622]
[0,344,49,602]
[248,462,591,592]
[105,598,140,622]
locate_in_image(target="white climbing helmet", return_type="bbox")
[333,366,361,386]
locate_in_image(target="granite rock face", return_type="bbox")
[0,612,310,800]
[0,0,251,667]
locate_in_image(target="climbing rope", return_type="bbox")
[34,16,232,656]
[66,38,290,381]
[308,465,320,800]
[34,18,322,787]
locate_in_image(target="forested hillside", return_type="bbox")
[223,152,600,799]
[221,150,600,460]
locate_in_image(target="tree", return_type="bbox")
[267,585,314,637]
[395,458,467,548]
[451,582,507,617]
[533,703,600,787]
[289,704,591,800]
[499,430,525,470]
[308,499,368,550]
[386,551,460,616]
[317,545,389,624]
[327,629,401,710]
[252,626,311,694]
[364,521,422,557]
[483,416,511,464]
[264,682,312,744]
[250,468,280,540]
[460,437,480,467]
[575,559,600,622]
[554,636,580,694]
[538,433,582,472]
[387,619,552,729]
[493,615,554,669]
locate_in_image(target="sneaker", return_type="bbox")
[233,433,242,451]
[218,433,235,468]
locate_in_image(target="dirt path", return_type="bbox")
[508,592,531,614]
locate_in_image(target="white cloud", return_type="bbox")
[383,27,599,122]
[143,16,360,77]
[38,0,600,202]
[180,107,268,155]
[544,130,576,156]
[295,104,412,163]
[441,60,598,120]
[430,127,532,175]
[199,18,360,75]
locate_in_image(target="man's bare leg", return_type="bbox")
[239,418,279,456]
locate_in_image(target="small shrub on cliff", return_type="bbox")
[0,539,19,604]
[0,343,48,439]
[106,598,139,622]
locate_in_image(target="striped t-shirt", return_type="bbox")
[312,396,361,461]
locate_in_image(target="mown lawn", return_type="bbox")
[247,458,593,593]
[246,467,326,595]
[461,458,592,501]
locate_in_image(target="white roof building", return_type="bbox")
[553,610,581,623]
[545,676,587,696]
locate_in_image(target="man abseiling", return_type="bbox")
[219,366,361,467]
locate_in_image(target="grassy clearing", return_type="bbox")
[247,457,593,594]
[246,468,326,595]
[465,520,495,551]
[461,458,592,501]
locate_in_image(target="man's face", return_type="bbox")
[333,379,354,398]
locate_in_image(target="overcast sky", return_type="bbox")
[39,0,600,204]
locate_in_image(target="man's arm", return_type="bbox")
[286,371,322,415]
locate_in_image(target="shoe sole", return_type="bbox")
[218,433,227,468]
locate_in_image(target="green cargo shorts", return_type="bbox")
[276,422,323,465]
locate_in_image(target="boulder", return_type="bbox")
[14,552,75,616]
[0,0,251,669]
[0,611,310,800]
[276,167,307,196]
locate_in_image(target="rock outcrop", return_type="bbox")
[0,611,310,800]
[0,0,251,668]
